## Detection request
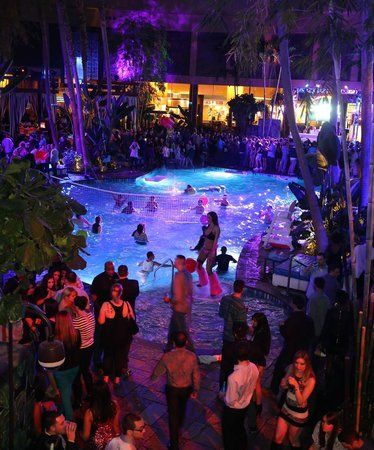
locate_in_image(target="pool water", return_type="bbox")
[64,168,293,349]
[65,168,294,287]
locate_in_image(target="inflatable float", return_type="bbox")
[144,175,166,182]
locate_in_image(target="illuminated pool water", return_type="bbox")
[65,168,293,349]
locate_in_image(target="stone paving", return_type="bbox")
[112,337,280,450]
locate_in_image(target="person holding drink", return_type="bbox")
[164,255,194,352]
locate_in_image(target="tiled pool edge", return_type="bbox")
[237,233,293,314]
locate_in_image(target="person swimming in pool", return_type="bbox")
[214,246,237,273]
[122,201,135,214]
[191,199,205,215]
[132,224,149,244]
[113,194,126,209]
[196,211,222,297]
[184,184,196,195]
[91,216,102,234]
[138,251,162,273]
[214,194,229,207]
[146,196,158,212]
[137,251,171,284]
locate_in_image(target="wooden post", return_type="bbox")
[344,356,350,425]
[355,325,366,433]
[354,311,363,416]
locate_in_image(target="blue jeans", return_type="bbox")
[54,366,79,420]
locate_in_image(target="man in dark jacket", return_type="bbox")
[90,261,118,308]
[218,279,247,389]
[270,295,315,394]
[35,411,78,450]
[117,264,140,312]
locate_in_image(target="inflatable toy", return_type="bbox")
[186,258,197,273]
[144,175,166,182]
[199,195,208,206]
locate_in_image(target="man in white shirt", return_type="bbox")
[222,342,259,450]
[105,413,145,450]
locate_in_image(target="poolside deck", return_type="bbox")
[112,337,280,449]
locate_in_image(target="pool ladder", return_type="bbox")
[154,258,175,297]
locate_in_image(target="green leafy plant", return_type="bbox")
[0,159,87,324]
[227,93,261,133]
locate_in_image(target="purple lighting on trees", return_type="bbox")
[111,15,168,82]
[114,53,143,81]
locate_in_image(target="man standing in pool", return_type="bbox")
[164,255,194,352]
[196,211,223,297]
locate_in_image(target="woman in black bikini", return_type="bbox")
[196,211,222,296]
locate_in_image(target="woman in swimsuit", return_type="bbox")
[196,211,222,296]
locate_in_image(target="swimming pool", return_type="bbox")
[64,168,293,349]
[65,168,294,286]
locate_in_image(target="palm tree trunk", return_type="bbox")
[329,1,357,299]
[359,3,373,209]
[277,15,328,251]
[267,66,281,136]
[76,0,89,84]
[63,9,89,171]
[262,59,266,136]
[99,1,112,111]
[40,15,58,149]
[56,0,82,157]
[330,86,338,131]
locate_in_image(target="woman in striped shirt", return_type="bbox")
[72,296,95,404]
[271,351,316,449]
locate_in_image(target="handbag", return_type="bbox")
[124,301,139,335]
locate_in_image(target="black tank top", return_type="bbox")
[102,301,130,344]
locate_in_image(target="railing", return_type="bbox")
[154,258,175,297]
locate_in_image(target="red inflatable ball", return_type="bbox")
[199,195,208,206]
[200,214,208,225]
[186,258,197,273]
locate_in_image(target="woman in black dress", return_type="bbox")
[98,283,135,385]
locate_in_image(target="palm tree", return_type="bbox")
[276,14,328,251]
[99,0,112,111]
[221,0,328,249]
[56,0,89,170]
[327,0,357,292]
[359,0,373,209]
[40,6,58,148]
[56,0,82,155]
[298,89,314,129]
[75,0,89,84]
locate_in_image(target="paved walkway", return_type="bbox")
[112,338,279,449]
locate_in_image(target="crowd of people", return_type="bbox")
[1,128,362,180]
[2,227,371,449]
[0,125,370,450]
